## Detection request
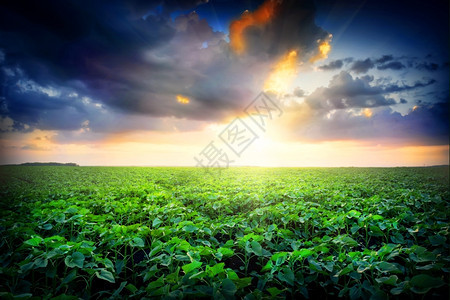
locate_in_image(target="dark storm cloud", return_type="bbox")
[318,59,343,70]
[319,54,406,74]
[375,55,394,64]
[341,54,444,74]
[415,62,439,71]
[383,79,436,93]
[305,71,435,111]
[125,0,209,18]
[400,98,407,104]
[349,58,374,74]
[0,0,331,133]
[377,61,406,71]
[294,101,449,145]
[0,0,239,128]
[240,0,330,59]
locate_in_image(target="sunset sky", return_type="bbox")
[0,0,448,166]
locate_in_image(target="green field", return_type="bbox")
[0,166,449,299]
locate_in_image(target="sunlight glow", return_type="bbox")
[362,108,373,118]
[176,94,190,104]
[263,50,299,95]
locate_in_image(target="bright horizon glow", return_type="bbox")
[1,126,448,167]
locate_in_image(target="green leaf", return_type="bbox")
[61,269,77,285]
[267,287,283,297]
[149,244,162,257]
[390,281,408,295]
[261,260,273,272]
[347,210,361,218]
[337,263,354,276]
[189,271,206,279]
[275,255,287,266]
[221,278,237,296]
[55,213,66,223]
[41,223,53,230]
[110,281,127,298]
[147,276,164,290]
[152,218,163,228]
[65,206,78,214]
[349,271,361,280]
[207,263,224,277]
[234,277,252,289]
[182,261,202,274]
[375,275,398,286]
[278,267,295,286]
[309,260,323,272]
[409,246,436,263]
[334,235,358,247]
[182,224,198,233]
[250,241,263,256]
[351,225,360,234]
[375,262,402,274]
[34,257,48,268]
[428,235,446,246]
[20,262,34,273]
[371,214,384,221]
[369,225,384,237]
[390,233,405,244]
[150,285,169,296]
[370,289,388,300]
[268,224,277,232]
[292,249,314,259]
[64,252,85,268]
[96,269,115,283]
[24,237,43,247]
[410,274,444,294]
[217,247,234,257]
[349,285,361,300]
[130,237,145,247]
[115,259,125,275]
[416,263,444,271]
[103,258,114,270]
[125,284,138,293]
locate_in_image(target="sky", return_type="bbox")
[0,0,448,167]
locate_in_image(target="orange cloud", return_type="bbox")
[310,35,332,63]
[229,0,278,54]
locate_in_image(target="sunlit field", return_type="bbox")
[0,166,448,299]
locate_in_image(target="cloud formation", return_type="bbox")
[0,0,448,151]
[320,54,447,75]
[377,61,405,70]
[318,59,343,70]
[0,0,330,133]
[304,71,435,111]
[350,58,375,74]
[290,101,449,146]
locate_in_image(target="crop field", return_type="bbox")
[0,166,448,299]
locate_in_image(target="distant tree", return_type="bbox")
[20,162,79,166]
